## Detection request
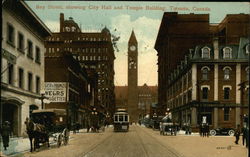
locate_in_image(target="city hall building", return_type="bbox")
[167,37,249,130]
[1,0,51,136]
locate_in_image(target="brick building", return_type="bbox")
[1,0,51,136]
[167,37,249,130]
[45,52,95,128]
[155,13,250,116]
[115,84,158,121]
[45,13,116,117]
[155,12,211,115]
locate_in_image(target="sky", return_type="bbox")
[25,1,250,86]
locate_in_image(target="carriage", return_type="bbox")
[113,108,129,132]
[31,109,70,147]
[160,116,179,136]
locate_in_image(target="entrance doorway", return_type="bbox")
[2,103,19,136]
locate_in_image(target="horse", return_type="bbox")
[24,118,50,152]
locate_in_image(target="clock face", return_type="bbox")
[130,45,136,51]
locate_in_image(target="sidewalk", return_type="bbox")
[142,126,248,157]
[0,128,91,157]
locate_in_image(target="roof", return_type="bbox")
[192,37,249,60]
[115,85,158,100]
[3,0,52,38]
[129,30,137,43]
[32,109,66,115]
[115,86,128,100]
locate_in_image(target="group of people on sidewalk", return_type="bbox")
[234,124,248,148]
[199,123,210,137]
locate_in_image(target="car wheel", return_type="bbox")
[210,130,216,136]
[228,130,235,136]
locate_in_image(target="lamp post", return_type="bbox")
[238,81,247,128]
[196,80,205,126]
[40,93,47,109]
[35,92,49,109]
[91,107,98,128]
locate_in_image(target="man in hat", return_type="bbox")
[0,121,11,150]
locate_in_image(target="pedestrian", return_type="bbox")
[242,126,248,147]
[86,124,90,133]
[0,121,11,150]
[234,124,240,144]
[205,123,209,137]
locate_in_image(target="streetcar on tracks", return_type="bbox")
[113,108,129,132]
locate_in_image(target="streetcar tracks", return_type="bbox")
[81,131,127,157]
[138,126,185,157]
[134,126,150,157]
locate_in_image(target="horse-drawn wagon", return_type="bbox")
[160,116,179,136]
[25,109,70,152]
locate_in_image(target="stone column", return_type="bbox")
[236,64,241,127]
[191,107,197,126]
[213,108,218,128]
[214,64,219,128]
[192,64,197,101]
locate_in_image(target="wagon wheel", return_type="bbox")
[57,133,62,147]
[63,128,70,145]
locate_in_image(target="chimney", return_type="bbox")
[213,37,219,59]
[60,13,64,32]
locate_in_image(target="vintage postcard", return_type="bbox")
[1,0,249,157]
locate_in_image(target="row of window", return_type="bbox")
[48,36,109,42]
[169,66,249,94]
[7,23,41,64]
[75,55,109,61]
[8,64,40,93]
[47,47,108,53]
[201,66,249,81]
[201,45,249,59]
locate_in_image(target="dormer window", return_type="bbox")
[246,44,250,54]
[71,26,76,32]
[223,47,232,59]
[65,27,70,32]
[201,47,210,59]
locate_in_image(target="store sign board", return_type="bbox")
[45,82,67,102]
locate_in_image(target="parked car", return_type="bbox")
[210,128,235,136]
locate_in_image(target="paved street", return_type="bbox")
[1,125,246,157]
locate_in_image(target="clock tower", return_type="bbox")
[127,30,138,123]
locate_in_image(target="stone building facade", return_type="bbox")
[45,13,115,116]
[1,0,51,136]
[167,37,249,130]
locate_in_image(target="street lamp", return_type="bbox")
[35,92,49,109]
[238,81,247,128]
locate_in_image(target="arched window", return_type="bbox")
[224,87,230,99]
[223,67,231,80]
[201,67,210,80]
[202,87,208,100]
[223,47,232,59]
[246,44,250,54]
[246,67,249,81]
[201,47,210,59]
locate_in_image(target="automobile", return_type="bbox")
[210,128,235,136]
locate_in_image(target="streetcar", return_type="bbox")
[113,108,129,132]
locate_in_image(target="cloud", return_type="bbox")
[111,14,160,86]
[44,20,60,32]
